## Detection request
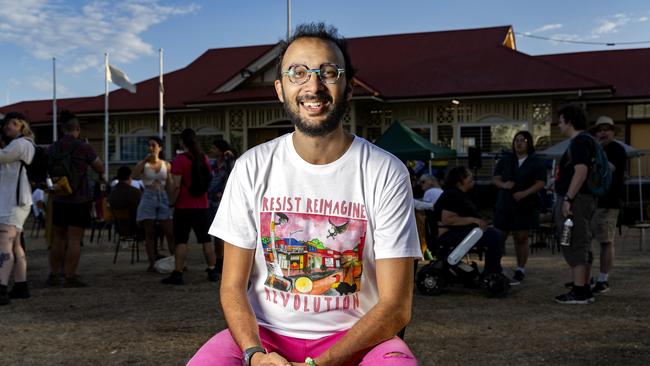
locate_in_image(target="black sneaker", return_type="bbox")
[0,285,9,306]
[8,282,30,299]
[63,276,87,288]
[564,277,594,289]
[206,267,219,282]
[45,273,62,287]
[162,270,184,285]
[592,281,610,294]
[513,270,525,283]
[555,290,595,304]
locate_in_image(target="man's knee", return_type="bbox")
[361,337,418,365]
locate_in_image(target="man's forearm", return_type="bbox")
[315,300,410,366]
[315,258,414,366]
[221,284,263,352]
[566,165,588,199]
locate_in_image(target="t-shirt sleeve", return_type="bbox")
[208,159,257,249]
[570,137,591,166]
[372,166,422,260]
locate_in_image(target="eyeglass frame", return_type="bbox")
[281,63,346,85]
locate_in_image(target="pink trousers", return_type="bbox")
[187,326,419,365]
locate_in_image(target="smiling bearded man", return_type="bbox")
[189,23,422,366]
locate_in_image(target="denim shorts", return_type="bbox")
[136,190,173,222]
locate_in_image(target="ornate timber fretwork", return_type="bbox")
[229,109,244,129]
[113,115,158,134]
[532,103,551,124]
[365,108,393,128]
[246,106,288,128]
[183,112,226,131]
[436,105,454,124]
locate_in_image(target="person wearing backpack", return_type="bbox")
[554,104,598,305]
[0,112,36,305]
[46,111,104,288]
[590,116,626,294]
[162,128,217,285]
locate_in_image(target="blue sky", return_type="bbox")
[1,0,649,106]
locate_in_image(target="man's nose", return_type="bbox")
[302,71,326,92]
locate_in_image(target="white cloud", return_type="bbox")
[27,75,69,95]
[0,0,199,73]
[592,13,631,36]
[638,16,649,22]
[527,23,563,35]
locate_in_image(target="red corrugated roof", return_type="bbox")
[538,48,650,98]
[346,27,609,99]
[7,26,648,116]
[0,97,95,124]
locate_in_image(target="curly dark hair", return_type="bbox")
[276,22,356,83]
[444,166,471,190]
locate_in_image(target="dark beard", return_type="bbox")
[283,91,348,137]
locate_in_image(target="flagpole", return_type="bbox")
[104,53,109,182]
[159,48,164,139]
[52,57,58,142]
[287,0,291,39]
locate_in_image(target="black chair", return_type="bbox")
[111,207,142,264]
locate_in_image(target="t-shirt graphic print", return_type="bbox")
[261,209,366,298]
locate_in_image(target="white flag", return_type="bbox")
[107,64,137,93]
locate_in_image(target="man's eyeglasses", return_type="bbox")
[282,63,345,85]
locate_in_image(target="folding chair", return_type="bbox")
[111,207,141,264]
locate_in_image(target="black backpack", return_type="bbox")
[20,144,49,184]
[47,139,81,192]
[184,152,210,197]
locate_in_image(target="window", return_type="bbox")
[459,123,528,153]
[628,104,650,119]
[120,136,152,162]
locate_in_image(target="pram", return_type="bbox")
[416,227,510,298]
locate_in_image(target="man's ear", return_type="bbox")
[274,80,285,103]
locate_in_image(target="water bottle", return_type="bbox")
[560,217,574,247]
[46,175,54,191]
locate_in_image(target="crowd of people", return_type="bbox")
[0,22,630,365]
[0,110,237,305]
[413,104,625,305]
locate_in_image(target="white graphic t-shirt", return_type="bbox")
[209,133,421,339]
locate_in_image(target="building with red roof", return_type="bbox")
[1,25,648,175]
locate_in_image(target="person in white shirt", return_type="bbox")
[0,112,36,305]
[188,23,421,366]
[32,186,47,219]
[413,174,443,210]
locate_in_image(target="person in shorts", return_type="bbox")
[161,128,217,285]
[47,111,104,287]
[590,116,626,294]
[132,136,175,271]
[554,104,597,304]
[493,131,546,284]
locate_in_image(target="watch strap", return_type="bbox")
[243,346,266,366]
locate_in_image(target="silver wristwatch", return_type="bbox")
[243,346,267,366]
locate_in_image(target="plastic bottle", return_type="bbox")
[560,217,574,247]
[46,175,54,191]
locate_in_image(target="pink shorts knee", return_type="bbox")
[187,326,418,365]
